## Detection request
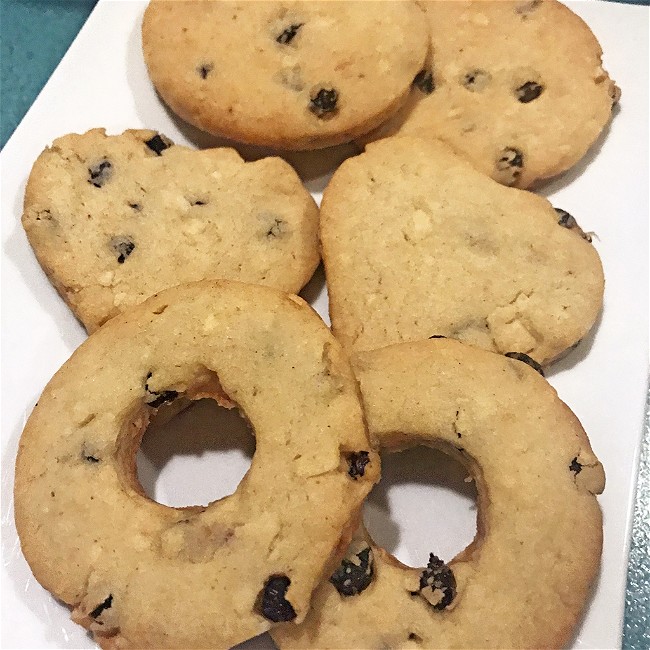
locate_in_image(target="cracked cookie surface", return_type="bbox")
[360,0,619,188]
[321,136,604,365]
[272,338,605,649]
[14,281,379,649]
[22,128,319,332]
[142,0,429,150]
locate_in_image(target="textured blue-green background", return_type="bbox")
[0,1,648,648]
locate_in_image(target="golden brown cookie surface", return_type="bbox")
[272,339,605,649]
[321,136,604,365]
[22,128,319,331]
[361,0,619,188]
[142,0,429,149]
[14,281,379,649]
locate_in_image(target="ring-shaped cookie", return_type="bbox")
[272,339,604,649]
[14,281,379,649]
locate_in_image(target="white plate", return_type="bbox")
[1,1,648,648]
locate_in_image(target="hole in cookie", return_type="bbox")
[363,446,477,568]
[136,399,254,508]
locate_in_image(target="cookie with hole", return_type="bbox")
[22,128,320,332]
[271,337,605,649]
[141,0,429,150]
[14,280,379,649]
[359,0,620,188]
[321,136,604,366]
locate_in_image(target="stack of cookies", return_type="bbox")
[14,1,617,648]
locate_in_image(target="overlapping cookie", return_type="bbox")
[142,0,429,150]
[321,136,604,365]
[14,280,379,648]
[361,0,619,188]
[22,128,319,331]
[272,338,605,649]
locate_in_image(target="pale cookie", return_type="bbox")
[142,0,429,150]
[22,128,319,332]
[361,0,620,188]
[272,338,605,649]
[14,280,379,649]
[321,136,604,365]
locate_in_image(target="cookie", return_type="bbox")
[22,128,319,331]
[14,280,379,649]
[272,338,605,649]
[321,136,604,365]
[142,0,429,150]
[360,0,620,188]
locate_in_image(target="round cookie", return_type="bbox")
[22,128,319,332]
[141,0,429,150]
[14,280,379,649]
[272,338,605,649]
[360,0,620,188]
[321,136,604,365]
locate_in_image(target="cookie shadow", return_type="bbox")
[233,632,277,650]
[298,263,326,307]
[545,308,603,378]
[162,102,357,188]
[363,446,477,563]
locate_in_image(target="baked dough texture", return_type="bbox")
[14,281,379,649]
[142,0,429,150]
[272,338,605,649]
[321,136,604,365]
[361,0,619,188]
[22,128,319,332]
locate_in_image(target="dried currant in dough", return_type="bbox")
[330,547,374,596]
[144,133,173,156]
[257,575,297,622]
[109,236,135,264]
[462,69,491,92]
[504,352,545,376]
[415,553,456,610]
[197,63,213,79]
[555,208,592,243]
[14,281,378,648]
[347,451,370,479]
[89,594,113,619]
[570,457,583,474]
[88,160,112,188]
[413,69,435,94]
[144,372,178,407]
[276,23,303,44]
[309,87,338,117]
[516,81,544,103]
[495,147,524,185]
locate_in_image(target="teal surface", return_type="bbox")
[0,0,98,147]
[0,1,648,648]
